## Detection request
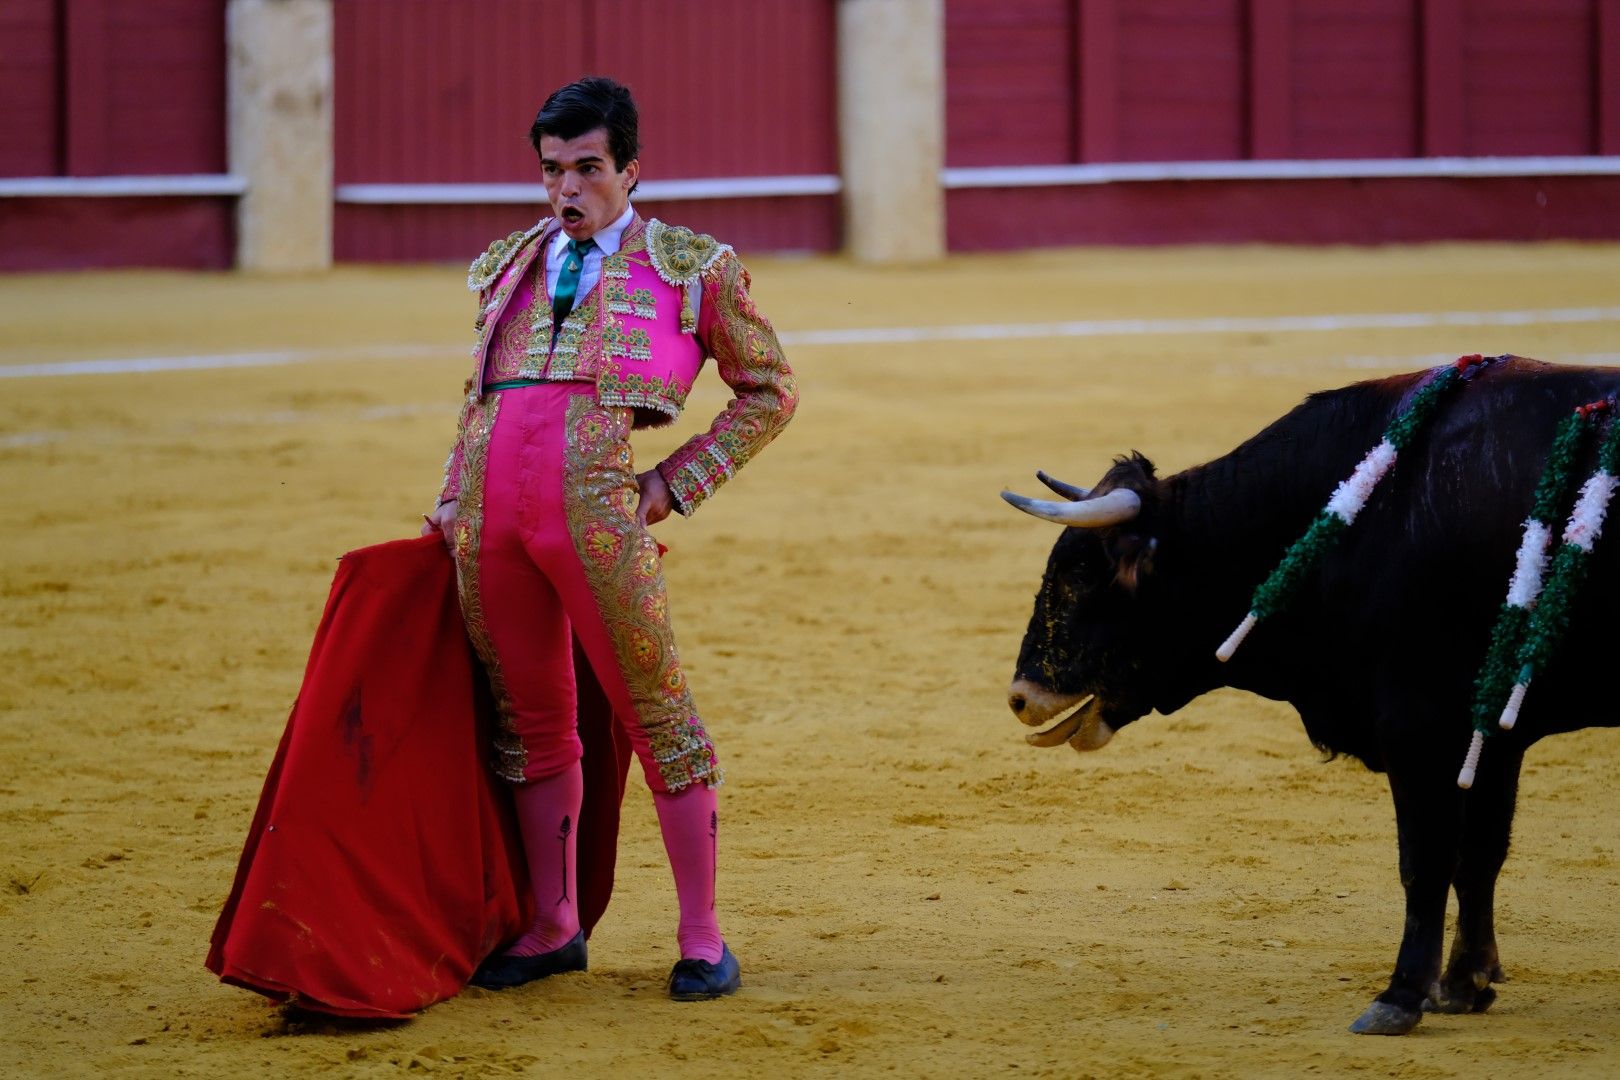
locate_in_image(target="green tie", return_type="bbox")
[552,237,594,330]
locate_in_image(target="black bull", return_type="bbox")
[1004,357,1619,1035]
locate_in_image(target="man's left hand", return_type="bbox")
[636,468,674,527]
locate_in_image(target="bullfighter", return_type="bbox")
[423,76,797,1000]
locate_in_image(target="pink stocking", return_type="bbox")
[506,763,584,957]
[652,783,724,964]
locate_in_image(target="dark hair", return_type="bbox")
[529,76,640,175]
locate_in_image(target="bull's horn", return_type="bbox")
[1000,488,1142,527]
[1036,470,1090,501]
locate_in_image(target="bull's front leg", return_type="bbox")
[1350,759,1462,1035]
[1430,745,1521,1014]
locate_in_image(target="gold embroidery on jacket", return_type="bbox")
[646,219,730,286]
[487,265,548,383]
[658,252,798,514]
[468,219,548,293]
[531,268,604,381]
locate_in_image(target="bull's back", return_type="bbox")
[1344,358,1620,737]
[1409,358,1619,530]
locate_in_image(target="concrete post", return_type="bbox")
[837,0,945,263]
[228,0,333,271]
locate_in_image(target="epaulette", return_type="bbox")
[467,219,549,292]
[645,218,733,287]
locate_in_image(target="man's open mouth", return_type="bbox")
[561,207,585,223]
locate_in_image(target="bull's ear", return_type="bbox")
[1108,532,1158,592]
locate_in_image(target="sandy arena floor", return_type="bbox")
[3,242,1619,1078]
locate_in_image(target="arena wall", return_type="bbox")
[331,0,839,260]
[0,0,232,270]
[2,0,1618,270]
[943,0,1620,246]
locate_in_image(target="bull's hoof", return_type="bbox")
[1424,982,1497,1014]
[1426,963,1506,1013]
[1348,1001,1422,1035]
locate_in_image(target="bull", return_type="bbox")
[1002,356,1620,1035]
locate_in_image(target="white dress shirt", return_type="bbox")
[544,203,633,307]
[545,202,703,328]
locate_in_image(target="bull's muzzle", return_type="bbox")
[1006,679,1115,751]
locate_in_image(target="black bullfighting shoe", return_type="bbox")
[667,943,740,1001]
[469,930,587,990]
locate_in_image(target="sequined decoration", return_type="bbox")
[604,261,634,316]
[596,369,692,416]
[646,219,731,286]
[624,327,652,361]
[630,288,658,320]
[561,395,721,791]
[533,270,603,381]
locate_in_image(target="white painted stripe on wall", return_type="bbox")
[943,156,1620,189]
[3,306,1618,380]
[336,174,843,205]
[0,175,248,197]
[4,157,1613,200]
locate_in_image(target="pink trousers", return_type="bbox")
[451,381,720,792]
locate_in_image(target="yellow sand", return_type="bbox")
[3,243,1619,1078]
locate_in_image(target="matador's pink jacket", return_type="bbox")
[439,214,798,515]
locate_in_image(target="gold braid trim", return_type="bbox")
[448,394,529,782]
[467,219,550,293]
[561,395,721,791]
[657,252,798,515]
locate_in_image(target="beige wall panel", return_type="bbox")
[838,0,945,263]
[229,0,333,271]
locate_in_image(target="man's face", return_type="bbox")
[538,127,639,241]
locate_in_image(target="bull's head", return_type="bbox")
[1002,454,1182,753]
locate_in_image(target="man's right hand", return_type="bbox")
[423,499,458,550]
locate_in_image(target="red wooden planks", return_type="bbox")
[0,0,61,177]
[1602,0,1620,155]
[332,0,838,259]
[1076,0,1118,161]
[334,0,590,185]
[946,0,1076,166]
[63,0,226,176]
[593,0,837,180]
[1112,0,1246,162]
[947,175,1620,248]
[334,0,836,184]
[1248,0,1293,159]
[1288,0,1418,159]
[0,195,232,270]
[1460,0,1595,155]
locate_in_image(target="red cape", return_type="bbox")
[206,535,629,1018]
